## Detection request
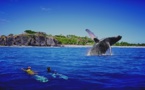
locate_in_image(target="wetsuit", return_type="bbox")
[26,69,35,75]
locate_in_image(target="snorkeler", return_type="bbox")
[21,66,48,82]
[21,66,37,75]
[47,67,68,80]
[47,67,56,74]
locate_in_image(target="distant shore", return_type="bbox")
[112,46,145,48]
[0,45,145,48]
[64,45,92,47]
[64,45,145,48]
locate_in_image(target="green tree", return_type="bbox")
[8,34,14,36]
[24,30,36,34]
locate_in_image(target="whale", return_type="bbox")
[86,29,122,55]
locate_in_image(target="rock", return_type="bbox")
[0,33,61,46]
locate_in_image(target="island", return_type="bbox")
[0,30,145,47]
[0,30,61,47]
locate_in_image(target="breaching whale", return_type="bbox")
[86,29,122,55]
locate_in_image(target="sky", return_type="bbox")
[0,0,145,43]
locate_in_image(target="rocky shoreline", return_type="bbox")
[0,32,61,47]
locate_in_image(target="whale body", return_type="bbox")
[86,29,122,55]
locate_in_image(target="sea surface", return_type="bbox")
[0,46,145,90]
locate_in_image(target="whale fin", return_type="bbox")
[107,42,112,55]
[102,36,122,46]
[86,29,99,43]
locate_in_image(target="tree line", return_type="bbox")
[54,34,145,46]
[24,30,93,45]
[114,42,145,46]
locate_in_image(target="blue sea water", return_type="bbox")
[0,46,145,90]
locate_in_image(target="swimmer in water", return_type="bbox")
[21,66,37,75]
[47,67,57,74]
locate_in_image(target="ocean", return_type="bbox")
[0,46,145,90]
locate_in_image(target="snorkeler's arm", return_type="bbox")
[53,70,57,74]
[33,71,38,74]
[21,68,26,71]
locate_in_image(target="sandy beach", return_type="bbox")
[64,45,92,47]
[64,45,145,48]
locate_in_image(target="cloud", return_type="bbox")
[41,7,52,11]
[0,18,10,23]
